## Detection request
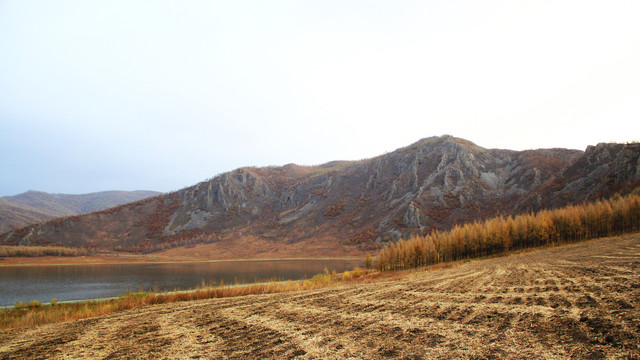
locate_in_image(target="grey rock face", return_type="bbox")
[549,142,640,204]
[2,136,638,251]
[403,203,425,228]
[161,137,636,244]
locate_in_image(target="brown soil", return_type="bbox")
[155,233,369,260]
[0,254,210,267]
[0,233,367,267]
[0,252,361,267]
[2,234,639,359]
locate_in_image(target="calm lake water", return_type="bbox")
[0,259,361,307]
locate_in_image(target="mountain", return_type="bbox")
[1,136,638,258]
[0,198,56,234]
[0,190,161,233]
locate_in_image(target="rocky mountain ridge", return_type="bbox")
[1,136,638,258]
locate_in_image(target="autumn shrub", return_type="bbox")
[304,273,331,287]
[342,271,352,281]
[0,245,90,257]
[27,301,43,309]
[352,267,363,278]
[324,201,346,218]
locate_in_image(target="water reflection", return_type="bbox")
[0,259,361,306]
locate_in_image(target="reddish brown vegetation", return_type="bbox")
[346,229,379,250]
[0,245,92,257]
[323,201,346,218]
[141,194,181,239]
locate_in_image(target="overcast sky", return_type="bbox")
[1,1,639,196]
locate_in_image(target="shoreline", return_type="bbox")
[2,234,638,359]
[0,280,293,309]
[0,254,363,267]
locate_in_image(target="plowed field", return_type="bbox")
[2,234,640,359]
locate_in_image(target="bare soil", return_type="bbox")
[0,252,361,267]
[2,234,639,359]
[0,254,199,267]
[154,233,369,260]
[0,233,366,267]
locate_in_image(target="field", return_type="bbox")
[1,233,639,359]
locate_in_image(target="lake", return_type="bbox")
[0,259,361,307]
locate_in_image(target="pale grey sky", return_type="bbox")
[1,0,639,196]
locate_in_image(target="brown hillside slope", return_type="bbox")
[3,190,161,216]
[0,199,55,234]
[0,190,161,234]
[1,233,638,359]
[1,136,638,258]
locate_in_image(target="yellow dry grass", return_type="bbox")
[1,233,639,359]
[0,267,373,330]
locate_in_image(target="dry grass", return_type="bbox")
[1,233,639,359]
[0,247,552,330]
[0,267,375,330]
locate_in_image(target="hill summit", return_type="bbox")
[1,136,639,258]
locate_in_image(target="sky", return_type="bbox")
[1,1,639,196]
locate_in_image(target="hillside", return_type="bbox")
[0,190,161,233]
[0,199,56,234]
[1,233,638,359]
[1,136,638,257]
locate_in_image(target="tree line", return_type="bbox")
[377,192,640,271]
[0,245,92,257]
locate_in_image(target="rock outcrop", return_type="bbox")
[1,136,638,257]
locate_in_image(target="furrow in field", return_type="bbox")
[2,235,640,359]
